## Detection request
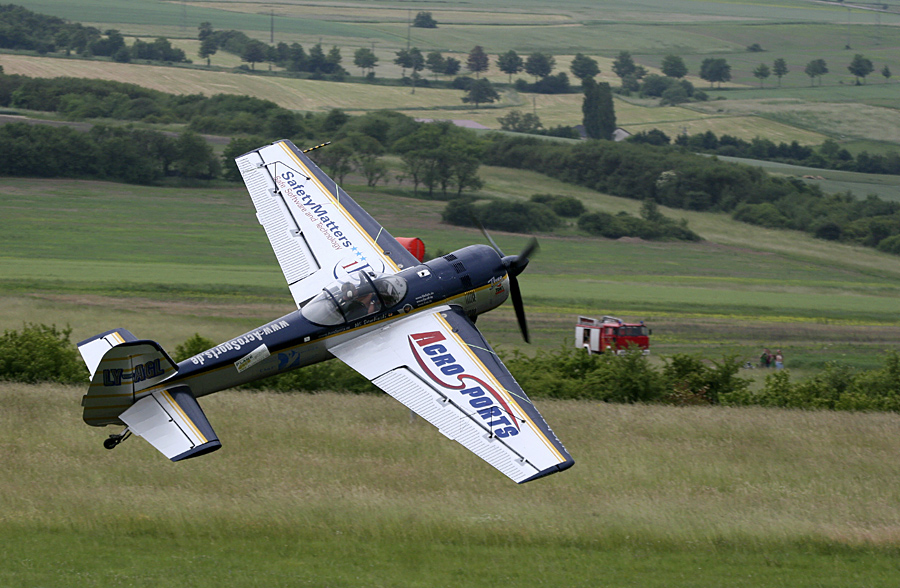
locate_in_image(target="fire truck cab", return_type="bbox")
[576,316,651,355]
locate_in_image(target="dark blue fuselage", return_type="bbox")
[167,245,510,398]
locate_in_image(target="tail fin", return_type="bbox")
[78,329,178,427]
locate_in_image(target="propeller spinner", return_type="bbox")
[475,220,539,343]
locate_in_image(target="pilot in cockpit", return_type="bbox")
[303,271,408,326]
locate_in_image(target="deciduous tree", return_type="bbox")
[524,52,555,80]
[497,50,524,83]
[699,58,731,88]
[773,58,788,86]
[804,58,828,86]
[661,54,687,78]
[753,63,770,87]
[848,54,874,85]
[353,47,378,76]
[570,53,599,81]
[462,78,499,108]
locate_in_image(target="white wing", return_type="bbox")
[120,386,221,462]
[330,306,574,483]
[235,140,419,307]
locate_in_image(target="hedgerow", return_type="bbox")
[6,326,900,414]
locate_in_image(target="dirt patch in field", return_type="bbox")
[35,293,292,319]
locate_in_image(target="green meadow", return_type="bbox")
[2,2,900,584]
[2,168,899,373]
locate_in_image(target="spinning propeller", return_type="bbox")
[475,220,539,343]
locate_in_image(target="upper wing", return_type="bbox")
[235,140,420,307]
[330,306,574,483]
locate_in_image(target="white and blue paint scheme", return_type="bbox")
[77,139,573,484]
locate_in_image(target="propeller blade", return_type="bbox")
[518,237,539,263]
[509,274,529,344]
[472,216,505,257]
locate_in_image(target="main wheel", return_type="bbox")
[103,438,118,450]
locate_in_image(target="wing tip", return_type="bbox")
[519,457,575,484]
[171,440,222,462]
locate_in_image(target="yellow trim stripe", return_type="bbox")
[277,141,401,273]
[99,352,159,363]
[160,389,208,445]
[435,312,565,463]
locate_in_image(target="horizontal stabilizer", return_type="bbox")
[120,386,221,462]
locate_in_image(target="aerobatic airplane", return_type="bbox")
[77,139,574,483]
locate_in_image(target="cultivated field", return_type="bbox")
[3,382,900,587]
[6,0,900,148]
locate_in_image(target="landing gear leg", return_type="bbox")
[103,428,131,450]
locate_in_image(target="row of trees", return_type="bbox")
[0,73,310,136]
[2,66,898,253]
[655,130,900,176]
[0,4,188,63]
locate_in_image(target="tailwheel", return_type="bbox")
[103,428,131,450]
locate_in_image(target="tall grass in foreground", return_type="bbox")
[3,383,900,586]
[4,383,900,548]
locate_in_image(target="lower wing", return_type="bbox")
[330,306,574,483]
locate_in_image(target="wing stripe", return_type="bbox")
[160,389,207,445]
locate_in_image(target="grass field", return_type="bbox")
[3,3,900,583]
[3,382,900,587]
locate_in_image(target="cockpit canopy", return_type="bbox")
[302,271,408,326]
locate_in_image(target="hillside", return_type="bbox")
[3,0,900,152]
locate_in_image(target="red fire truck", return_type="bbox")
[575,316,651,355]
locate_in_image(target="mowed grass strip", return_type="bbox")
[3,383,900,587]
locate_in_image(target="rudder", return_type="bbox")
[78,330,178,427]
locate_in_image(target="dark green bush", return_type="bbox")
[0,324,86,384]
[529,194,586,217]
[723,351,900,412]
[442,198,559,233]
[173,333,217,362]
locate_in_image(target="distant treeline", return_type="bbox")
[200,24,348,77]
[629,129,900,176]
[482,135,900,254]
[0,123,220,182]
[0,74,306,135]
[1,70,899,253]
[0,4,187,63]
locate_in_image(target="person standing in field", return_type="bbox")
[774,349,784,370]
[760,348,771,368]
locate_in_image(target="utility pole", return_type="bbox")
[270,10,274,44]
